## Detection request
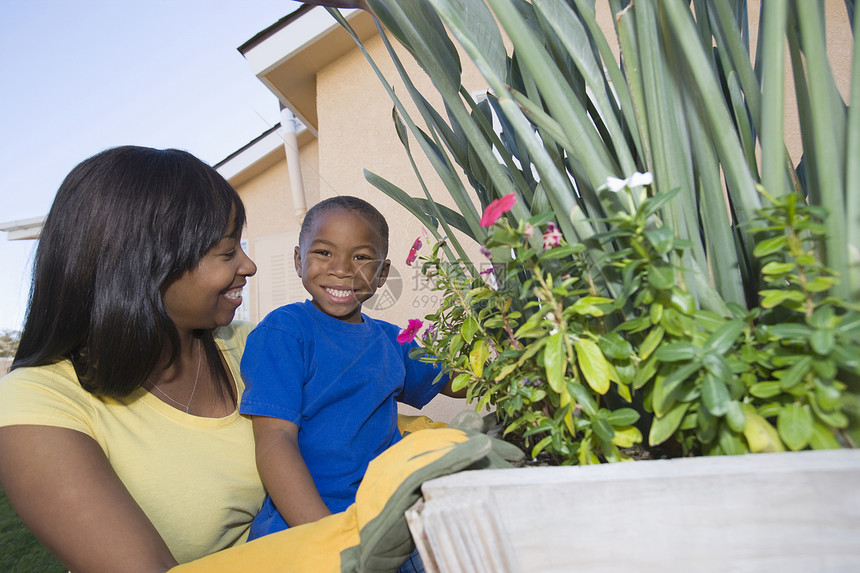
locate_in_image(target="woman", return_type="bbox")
[0,146,263,572]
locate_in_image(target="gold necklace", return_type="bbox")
[147,338,202,414]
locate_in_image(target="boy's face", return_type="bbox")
[295,207,390,324]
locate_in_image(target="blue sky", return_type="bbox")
[0,1,299,332]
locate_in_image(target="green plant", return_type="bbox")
[405,181,858,463]
[297,0,860,461]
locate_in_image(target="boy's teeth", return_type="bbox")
[327,288,351,298]
[225,290,241,300]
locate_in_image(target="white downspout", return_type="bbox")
[281,106,307,220]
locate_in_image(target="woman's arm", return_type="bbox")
[252,416,332,527]
[0,425,177,573]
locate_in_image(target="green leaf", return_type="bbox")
[753,235,788,257]
[461,315,480,342]
[652,361,701,416]
[668,289,696,315]
[777,403,814,451]
[701,374,731,417]
[633,354,658,390]
[451,372,471,392]
[649,402,691,446]
[703,320,745,355]
[778,355,813,391]
[718,427,749,456]
[648,262,675,290]
[760,290,806,308]
[567,381,597,417]
[599,332,633,360]
[493,361,519,382]
[644,226,676,255]
[808,422,841,450]
[575,338,610,394]
[606,408,640,426]
[591,417,615,442]
[725,400,746,433]
[638,325,665,360]
[655,342,699,362]
[809,329,835,355]
[571,297,610,316]
[543,332,566,392]
[749,381,782,399]
[804,276,838,292]
[761,261,797,275]
[769,323,813,339]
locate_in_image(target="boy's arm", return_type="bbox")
[252,416,332,527]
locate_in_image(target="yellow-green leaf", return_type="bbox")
[611,425,643,448]
[575,339,610,394]
[560,389,575,435]
[615,380,632,402]
[639,325,665,360]
[494,361,519,382]
[761,261,796,275]
[451,372,471,392]
[469,339,489,377]
[742,404,785,453]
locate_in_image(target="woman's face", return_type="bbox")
[162,234,257,332]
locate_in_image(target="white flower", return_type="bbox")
[599,171,653,193]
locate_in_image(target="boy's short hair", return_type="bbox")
[299,196,390,257]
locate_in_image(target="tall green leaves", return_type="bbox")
[322,0,857,308]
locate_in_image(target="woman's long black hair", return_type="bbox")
[12,146,246,400]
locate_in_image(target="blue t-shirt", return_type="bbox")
[240,300,444,538]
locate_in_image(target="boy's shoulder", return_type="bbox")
[256,301,312,331]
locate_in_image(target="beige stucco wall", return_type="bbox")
[746,0,854,166]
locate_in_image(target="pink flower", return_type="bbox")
[523,222,534,239]
[543,222,563,250]
[479,193,516,227]
[397,319,424,344]
[405,237,422,266]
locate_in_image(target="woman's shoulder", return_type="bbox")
[0,361,97,432]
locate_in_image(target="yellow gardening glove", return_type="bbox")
[396,413,448,435]
[169,428,499,573]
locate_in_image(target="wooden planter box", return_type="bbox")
[405,449,860,572]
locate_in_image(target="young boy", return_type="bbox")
[240,196,461,541]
